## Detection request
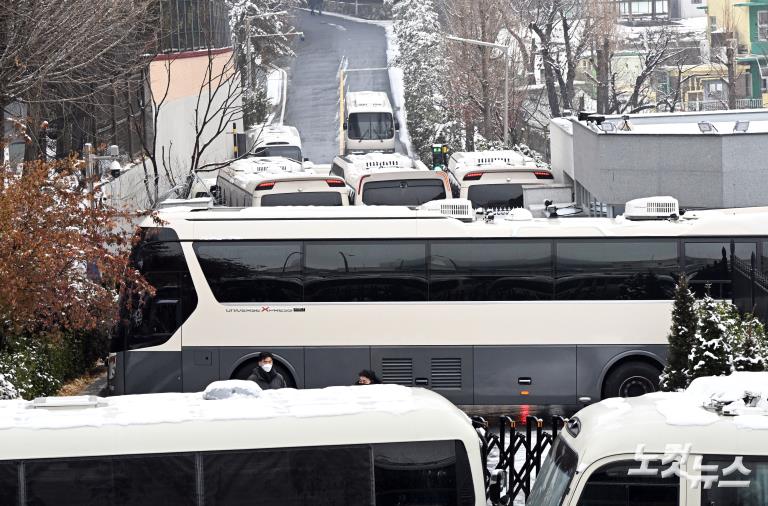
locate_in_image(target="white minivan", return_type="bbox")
[447,150,554,209]
[331,152,451,205]
[0,384,486,505]
[247,124,303,163]
[344,91,398,154]
[216,156,349,207]
[528,372,768,506]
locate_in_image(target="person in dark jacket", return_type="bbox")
[355,369,382,385]
[247,352,287,390]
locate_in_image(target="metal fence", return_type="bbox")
[685,98,764,112]
[731,248,768,325]
[472,415,566,505]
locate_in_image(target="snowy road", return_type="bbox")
[284,10,405,164]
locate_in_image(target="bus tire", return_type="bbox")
[232,360,297,388]
[602,361,661,399]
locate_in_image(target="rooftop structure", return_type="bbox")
[550,109,768,215]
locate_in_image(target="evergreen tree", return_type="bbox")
[732,315,767,372]
[688,293,733,380]
[659,276,698,391]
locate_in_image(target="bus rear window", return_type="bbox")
[348,112,394,140]
[527,438,578,506]
[467,183,524,209]
[362,179,446,206]
[261,192,343,206]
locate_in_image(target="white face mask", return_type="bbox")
[260,363,273,373]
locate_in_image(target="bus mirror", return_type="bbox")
[394,120,400,131]
[343,121,348,130]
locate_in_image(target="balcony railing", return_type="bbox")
[685,98,764,111]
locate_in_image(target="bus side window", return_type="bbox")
[576,460,678,506]
[701,455,768,505]
[0,461,18,505]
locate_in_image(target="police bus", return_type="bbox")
[330,152,451,206]
[110,197,768,405]
[0,384,484,505]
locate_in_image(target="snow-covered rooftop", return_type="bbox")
[0,385,475,460]
[574,109,768,136]
[566,373,768,466]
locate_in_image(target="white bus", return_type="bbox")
[110,199,768,405]
[0,384,484,505]
[330,152,451,206]
[216,156,349,207]
[344,91,398,154]
[528,372,768,506]
[447,150,554,209]
[248,124,303,163]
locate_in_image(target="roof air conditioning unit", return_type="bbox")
[420,199,474,221]
[624,196,679,220]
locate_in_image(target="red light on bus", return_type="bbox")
[463,172,483,181]
[326,179,346,187]
[256,181,276,190]
[534,171,554,179]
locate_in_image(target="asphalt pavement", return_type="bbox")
[284,10,402,164]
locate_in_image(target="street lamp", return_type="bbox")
[446,35,512,147]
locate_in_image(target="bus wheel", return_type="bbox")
[602,361,660,399]
[232,360,297,389]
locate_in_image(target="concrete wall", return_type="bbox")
[568,119,768,208]
[149,48,243,192]
[549,119,574,181]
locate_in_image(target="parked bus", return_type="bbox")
[447,150,554,209]
[110,198,768,405]
[216,156,349,207]
[343,91,398,154]
[331,152,451,205]
[528,372,768,506]
[0,384,484,505]
[247,124,303,163]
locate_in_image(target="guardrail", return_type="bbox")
[472,415,566,505]
[685,98,764,111]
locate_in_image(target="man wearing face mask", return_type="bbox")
[247,352,287,390]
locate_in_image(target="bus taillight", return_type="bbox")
[534,171,554,179]
[256,181,276,190]
[463,172,483,181]
[326,179,346,187]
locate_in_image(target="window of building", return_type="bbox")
[701,456,768,505]
[691,0,702,5]
[0,461,17,506]
[25,454,197,505]
[576,460,678,506]
[194,241,303,303]
[556,240,679,300]
[430,240,553,301]
[759,11,768,41]
[710,15,718,32]
[304,241,428,302]
[684,241,756,298]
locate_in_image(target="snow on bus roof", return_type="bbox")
[566,373,768,464]
[0,384,457,431]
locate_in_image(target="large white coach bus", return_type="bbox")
[0,384,484,505]
[110,199,768,405]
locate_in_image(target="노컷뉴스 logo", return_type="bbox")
[631,443,751,488]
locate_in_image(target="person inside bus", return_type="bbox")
[247,352,287,390]
[355,369,382,385]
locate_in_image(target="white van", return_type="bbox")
[0,384,485,505]
[331,152,451,205]
[216,156,349,207]
[446,150,554,209]
[247,124,303,163]
[528,372,768,506]
[344,91,398,154]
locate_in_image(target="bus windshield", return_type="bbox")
[362,179,446,206]
[253,145,302,161]
[527,438,578,506]
[467,183,524,209]
[348,112,394,140]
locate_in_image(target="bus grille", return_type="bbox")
[382,358,413,385]
[431,358,462,389]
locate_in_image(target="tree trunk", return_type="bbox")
[596,38,610,114]
[726,46,736,109]
[541,48,561,117]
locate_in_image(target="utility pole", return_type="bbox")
[446,35,511,147]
